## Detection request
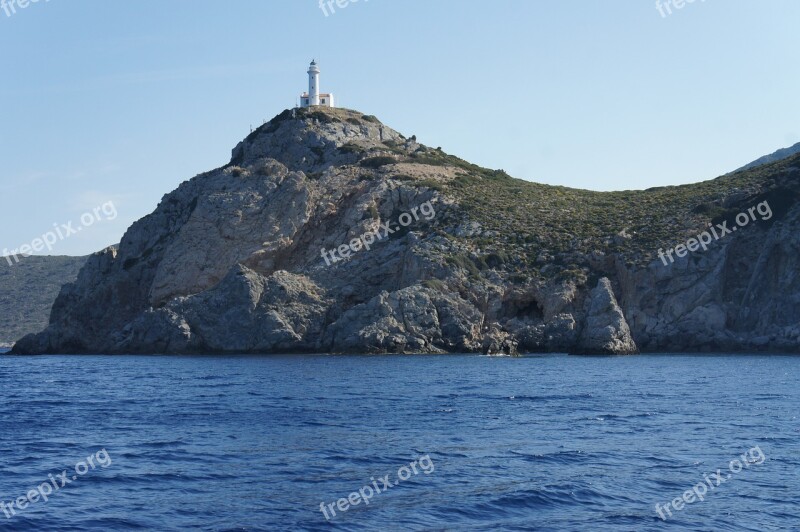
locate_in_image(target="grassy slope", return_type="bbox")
[357,116,795,281]
[417,147,798,281]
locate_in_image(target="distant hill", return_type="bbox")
[0,255,87,346]
[736,142,800,172]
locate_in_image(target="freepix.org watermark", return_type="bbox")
[319,0,368,17]
[655,0,707,18]
[1,0,51,19]
[658,200,772,266]
[320,200,436,266]
[655,446,765,521]
[3,201,118,266]
[1,449,112,519]
[320,455,434,521]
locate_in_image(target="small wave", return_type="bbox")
[509,450,586,465]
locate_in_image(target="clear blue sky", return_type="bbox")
[1,0,798,256]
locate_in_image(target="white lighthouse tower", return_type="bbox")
[300,60,335,108]
[307,60,320,106]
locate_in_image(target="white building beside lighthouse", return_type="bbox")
[300,60,335,108]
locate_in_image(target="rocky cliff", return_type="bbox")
[13,107,800,354]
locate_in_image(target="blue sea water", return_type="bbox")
[0,353,798,531]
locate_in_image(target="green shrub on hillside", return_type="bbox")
[360,156,396,169]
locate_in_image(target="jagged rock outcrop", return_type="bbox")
[11,107,800,355]
[482,324,519,356]
[576,278,637,355]
[323,286,482,353]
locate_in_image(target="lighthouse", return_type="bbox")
[307,60,320,106]
[300,60,335,108]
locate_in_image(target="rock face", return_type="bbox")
[12,107,800,355]
[616,200,800,352]
[576,278,637,355]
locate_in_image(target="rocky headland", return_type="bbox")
[13,107,800,355]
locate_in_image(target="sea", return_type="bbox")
[0,352,797,531]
